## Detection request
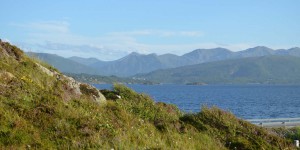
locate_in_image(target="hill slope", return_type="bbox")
[137,55,300,84]
[90,52,166,76]
[0,41,295,149]
[182,48,233,64]
[27,52,100,75]
[69,56,102,66]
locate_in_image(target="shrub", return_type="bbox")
[79,83,99,97]
[100,89,120,101]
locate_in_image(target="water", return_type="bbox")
[94,84,300,119]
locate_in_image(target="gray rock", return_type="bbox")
[36,62,106,103]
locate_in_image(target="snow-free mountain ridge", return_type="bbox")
[30,46,300,77]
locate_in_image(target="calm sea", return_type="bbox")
[94,84,300,119]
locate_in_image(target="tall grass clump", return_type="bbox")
[181,107,292,149]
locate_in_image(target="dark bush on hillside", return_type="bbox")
[79,83,99,97]
[100,89,120,101]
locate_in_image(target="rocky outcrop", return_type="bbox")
[62,74,82,96]
[0,41,24,61]
[79,83,106,103]
[35,53,106,103]
[36,62,106,103]
[0,40,106,103]
[0,71,16,95]
[0,71,15,83]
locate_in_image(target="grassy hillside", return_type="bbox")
[137,56,300,84]
[0,41,296,149]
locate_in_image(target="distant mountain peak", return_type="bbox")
[288,47,300,50]
[160,53,179,57]
[191,47,231,53]
[240,46,274,56]
[254,46,270,48]
[128,52,158,57]
[184,47,232,57]
[69,56,99,60]
[129,52,141,56]
[68,56,102,66]
[246,46,273,51]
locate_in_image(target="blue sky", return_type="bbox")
[0,0,299,60]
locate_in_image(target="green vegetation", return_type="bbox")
[274,127,300,142]
[287,127,300,141]
[0,41,297,149]
[66,73,155,84]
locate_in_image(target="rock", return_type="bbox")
[79,83,106,104]
[0,41,24,61]
[93,91,107,104]
[0,41,106,103]
[36,62,106,103]
[63,75,82,96]
[35,63,55,76]
[0,71,15,83]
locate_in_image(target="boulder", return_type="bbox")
[36,62,106,103]
[0,71,15,83]
[0,41,24,61]
[79,83,106,104]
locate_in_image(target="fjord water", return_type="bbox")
[94,84,300,119]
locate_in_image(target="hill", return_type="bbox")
[136,55,300,84]
[27,52,100,75]
[90,52,166,76]
[26,53,156,84]
[0,41,296,149]
[69,56,102,66]
[182,48,233,64]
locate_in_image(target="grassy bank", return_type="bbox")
[0,41,296,149]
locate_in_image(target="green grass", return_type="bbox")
[273,126,300,146]
[0,41,297,149]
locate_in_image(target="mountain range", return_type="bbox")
[135,55,300,84]
[28,46,300,77]
[27,52,100,75]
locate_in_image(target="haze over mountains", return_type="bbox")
[29,46,300,78]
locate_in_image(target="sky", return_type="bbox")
[0,0,299,60]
